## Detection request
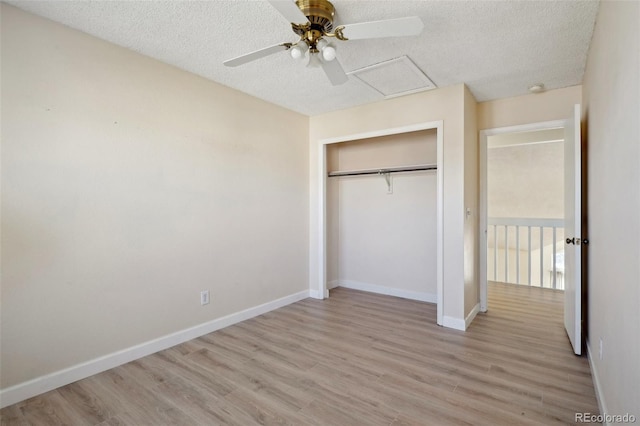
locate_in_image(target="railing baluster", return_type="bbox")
[552,226,557,289]
[493,225,497,281]
[528,226,532,286]
[487,217,564,290]
[504,226,508,283]
[539,226,544,288]
[516,225,520,285]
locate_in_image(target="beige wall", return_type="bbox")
[463,86,479,315]
[327,131,437,172]
[488,141,564,218]
[326,131,438,299]
[310,83,477,326]
[581,0,640,418]
[1,5,309,389]
[477,85,582,130]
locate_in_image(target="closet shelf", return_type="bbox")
[328,164,437,178]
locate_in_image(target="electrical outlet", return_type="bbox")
[599,338,603,360]
[200,290,210,306]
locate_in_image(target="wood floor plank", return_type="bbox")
[185,349,315,413]
[296,374,399,426]
[56,380,120,425]
[142,347,238,399]
[87,368,201,425]
[8,391,88,426]
[1,283,599,425]
[379,370,549,426]
[222,388,322,426]
[149,375,259,426]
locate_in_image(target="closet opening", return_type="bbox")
[317,122,443,325]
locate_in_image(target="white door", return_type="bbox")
[564,104,583,355]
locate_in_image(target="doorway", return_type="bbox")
[479,120,566,311]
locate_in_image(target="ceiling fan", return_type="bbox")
[223,0,424,85]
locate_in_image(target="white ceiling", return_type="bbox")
[5,0,600,116]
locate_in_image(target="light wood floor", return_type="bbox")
[1,282,599,425]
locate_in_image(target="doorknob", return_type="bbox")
[566,237,588,245]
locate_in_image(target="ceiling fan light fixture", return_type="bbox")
[290,42,308,60]
[314,38,336,61]
[307,52,322,68]
[316,38,328,50]
[225,0,425,86]
[322,44,336,61]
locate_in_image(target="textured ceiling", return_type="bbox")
[5,0,600,116]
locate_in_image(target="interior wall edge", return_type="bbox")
[465,302,481,330]
[586,339,608,421]
[0,289,310,409]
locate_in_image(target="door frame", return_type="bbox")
[316,121,444,325]
[479,120,565,312]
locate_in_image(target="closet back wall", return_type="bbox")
[327,130,438,302]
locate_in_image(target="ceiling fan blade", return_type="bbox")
[224,43,292,67]
[320,57,348,86]
[267,0,310,25]
[338,16,424,40]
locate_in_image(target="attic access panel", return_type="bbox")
[348,56,436,99]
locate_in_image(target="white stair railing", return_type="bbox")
[487,217,565,289]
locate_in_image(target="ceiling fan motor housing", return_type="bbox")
[293,0,336,50]
[296,0,335,32]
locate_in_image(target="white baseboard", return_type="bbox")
[0,289,310,409]
[441,315,466,331]
[309,288,328,299]
[586,339,609,421]
[465,303,480,329]
[442,303,480,331]
[327,280,339,290]
[338,280,437,303]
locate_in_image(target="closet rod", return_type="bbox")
[328,164,437,178]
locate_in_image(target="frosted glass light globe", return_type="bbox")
[290,46,303,59]
[322,46,337,61]
[316,39,328,50]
